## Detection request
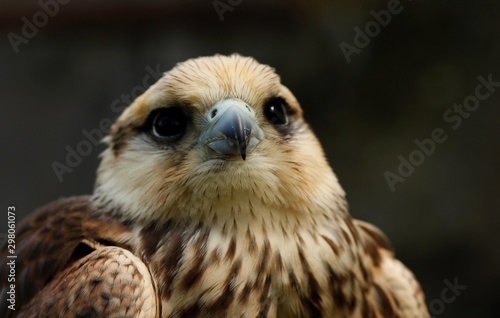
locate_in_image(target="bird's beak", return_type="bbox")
[199,98,264,160]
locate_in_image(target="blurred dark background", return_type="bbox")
[1,0,499,316]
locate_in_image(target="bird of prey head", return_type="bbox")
[94,54,346,228]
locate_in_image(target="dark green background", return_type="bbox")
[1,1,498,316]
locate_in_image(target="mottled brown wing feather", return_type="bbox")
[0,196,92,317]
[0,196,141,317]
[355,219,429,318]
[18,246,159,317]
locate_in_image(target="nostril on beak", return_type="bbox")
[200,99,265,160]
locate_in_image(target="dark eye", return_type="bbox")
[264,98,289,126]
[151,107,188,140]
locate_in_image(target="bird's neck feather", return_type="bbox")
[93,171,347,235]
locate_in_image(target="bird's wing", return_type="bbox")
[354,220,429,318]
[0,196,156,317]
[18,246,159,317]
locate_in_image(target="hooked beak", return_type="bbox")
[199,98,264,160]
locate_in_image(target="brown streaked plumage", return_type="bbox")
[0,54,429,317]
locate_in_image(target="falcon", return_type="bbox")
[0,54,429,317]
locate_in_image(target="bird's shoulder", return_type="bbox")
[353,219,428,317]
[0,195,137,317]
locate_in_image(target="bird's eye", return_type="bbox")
[264,98,289,126]
[151,107,188,140]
